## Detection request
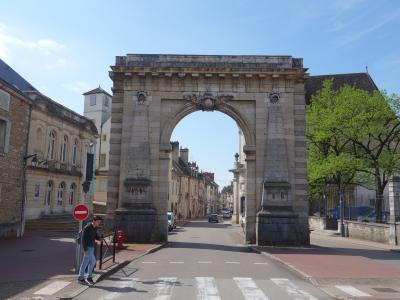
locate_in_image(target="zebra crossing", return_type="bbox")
[86,276,325,300]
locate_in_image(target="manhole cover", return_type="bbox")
[22,249,35,252]
[372,287,398,293]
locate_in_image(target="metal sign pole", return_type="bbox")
[75,220,83,273]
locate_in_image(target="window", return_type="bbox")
[35,128,43,155]
[60,135,68,162]
[0,119,7,153]
[57,182,65,206]
[0,89,10,111]
[47,131,56,160]
[100,153,106,168]
[90,95,96,106]
[69,183,76,205]
[72,139,78,165]
[44,181,53,206]
[102,134,107,142]
[104,96,109,107]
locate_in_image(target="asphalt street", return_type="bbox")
[75,219,332,300]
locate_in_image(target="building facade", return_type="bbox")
[83,87,112,213]
[168,142,219,220]
[0,69,32,238]
[24,92,98,220]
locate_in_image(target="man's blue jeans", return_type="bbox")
[78,246,96,279]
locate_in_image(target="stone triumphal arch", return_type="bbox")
[106,54,310,246]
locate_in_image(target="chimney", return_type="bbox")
[180,147,189,164]
[171,141,179,161]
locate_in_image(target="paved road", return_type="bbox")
[75,219,332,300]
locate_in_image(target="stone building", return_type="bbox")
[24,91,98,220]
[168,141,218,219]
[0,59,98,224]
[0,59,32,238]
[83,87,112,213]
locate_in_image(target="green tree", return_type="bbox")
[335,88,400,221]
[307,80,361,214]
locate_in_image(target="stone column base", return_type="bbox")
[114,208,161,243]
[256,209,310,246]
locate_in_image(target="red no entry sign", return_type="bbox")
[72,204,89,221]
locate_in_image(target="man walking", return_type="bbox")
[78,215,102,285]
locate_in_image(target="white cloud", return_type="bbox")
[0,24,64,59]
[44,57,68,70]
[63,81,91,93]
[335,9,400,45]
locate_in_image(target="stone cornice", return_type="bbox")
[110,54,307,77]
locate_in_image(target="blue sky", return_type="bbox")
[1,0,399,187]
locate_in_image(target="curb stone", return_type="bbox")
[59,243,167,300]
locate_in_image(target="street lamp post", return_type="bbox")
[339,192,345,237]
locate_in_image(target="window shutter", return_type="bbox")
[4,120,11,153]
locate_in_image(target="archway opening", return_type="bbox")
[167,110,248,243]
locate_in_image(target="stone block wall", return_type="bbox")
[344,220,391,243]
[0,85,31,238]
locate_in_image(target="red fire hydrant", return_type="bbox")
[116,230,125,249]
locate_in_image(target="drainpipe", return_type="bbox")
[20,102,32,237]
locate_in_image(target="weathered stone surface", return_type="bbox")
[107,54,309,245]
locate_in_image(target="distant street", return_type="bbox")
[75,219,331,300]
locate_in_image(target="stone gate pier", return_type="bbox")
[106,54,310,246]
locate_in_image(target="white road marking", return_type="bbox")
[142,261,156,264]
[196,277,221,300]
[271,278,318,300]
[33,281,70,295]
[153,277,177,300]
[253,262,269,265]
[97,278,137,300]
[198,261,212,264]
[224,261,240,264]
[169,261,184,264]
[335,285,371,297]
[233,277,269,300]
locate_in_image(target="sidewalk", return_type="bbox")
[251,231,400,299]
[0,230,162,300]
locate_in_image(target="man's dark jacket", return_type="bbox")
[81,223,101,251]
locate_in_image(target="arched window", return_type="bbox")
[69,183,76,205]
[35,128,43,155]
[57,182,65,206]
[44,181,53,206]
[72,139,78,165]
[60,135,68,162]
[47,131,56,160]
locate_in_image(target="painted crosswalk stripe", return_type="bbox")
[335,285,371,297]
[34,281,70,295]
[254,262,268,265]
[224,261,240,264]
[271,278,318,300]
[234,277,269,300]
[169,261,184,264]
[196,277,221,300]
[97,278,137,300]
[142,261,156,264]
[153,277,177,300]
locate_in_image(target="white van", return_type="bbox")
[167,212,176,231]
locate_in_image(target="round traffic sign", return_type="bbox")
[72,204,89,221]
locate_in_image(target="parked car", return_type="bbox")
[222,210,232,218]
[167,212,176,231]
[208,213,223,223]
